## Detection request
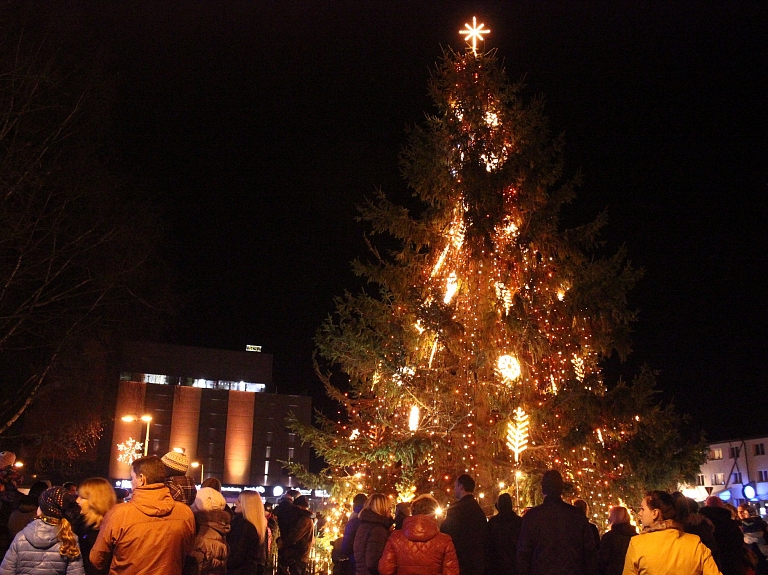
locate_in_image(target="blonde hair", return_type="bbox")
[237,491,267,543]
[608,506,630,527]
[364,493,390,518]
[40,517,80,559]
[78,477,117,529]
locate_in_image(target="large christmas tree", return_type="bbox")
[295,46,704,519]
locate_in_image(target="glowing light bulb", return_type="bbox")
[409,406,420,431]
[444,272,459,304]
[497,354,521,382]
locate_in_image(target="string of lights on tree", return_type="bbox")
[290,18,705,530]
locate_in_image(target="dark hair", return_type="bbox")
[645,490,677,521]
[287,489,301,499]
[496,493,513,514]
[541,470,564,497]
[572,499,588,515]
[132,455,166,485]
[294,495,309,509]
[456,474,475,493]
[671,492,690,522]
[352,493,368,511]
[201,477,222,492]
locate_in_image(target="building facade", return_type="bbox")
[682,437,768,515]
[110,342,311,488]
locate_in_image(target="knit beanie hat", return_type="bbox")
[192,487,227,512]
[161,451,189,475]
[39,487,70,519]
[0,451,16,469]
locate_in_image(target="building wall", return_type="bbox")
[682,437,768,513]
[109,380,311,484]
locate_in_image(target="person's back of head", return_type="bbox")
[294,495,310,509]
[572,499,588,516]
[646,490,677,521]
[201,477,222,492]
[671,492,690,523]
[132,455,167,485]
[352,492,368,513]
[705,495,725,509]
[364,493,390,517]
[193,487,227,513]
[456,473,475,493]
[411,494,439,516]
[160,451,189,478]
[541,470,564,498]
[495,493,513,515]
[608,506,630,528]
[287,489,301,501]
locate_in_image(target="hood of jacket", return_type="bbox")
[22,518,59,550]
[402,514,440,542]
[130,483,176,517]
[195,509,232,535]
[359,507,393,528]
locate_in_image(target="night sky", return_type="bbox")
[34,2,768,440]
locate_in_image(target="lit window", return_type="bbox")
[264,461,269,475]
[265,446,271,458]
[712,473,725,485]
[710,448,723,460]
[288,448,295,460]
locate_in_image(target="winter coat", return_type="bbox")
[622,520,721,575]
[278,508,313,566]
[440,495,488,575]
[353,509,392,575]
[378,514,459,575]
[699,506,747,575]
[185,510,231,575]
[7,496,38,540]
[516,495,598,575]
[227,514,266,575]
[685,514,719,557]
[597,522,636,575]
[486,509,522,575]
[0,517,85,575]
[90,483,195,575]
[341,512,362,573]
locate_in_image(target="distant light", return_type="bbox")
[140,415,152,422]
[409,406,420,432]
[743,484,757,500]
[459,17,490,55]
[273,486,284,497]
[246,345,262,352]
[173,447,185,454]
[719,490,732,501]
[13,461,23,468]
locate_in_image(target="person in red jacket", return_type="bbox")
[378,494,458,575]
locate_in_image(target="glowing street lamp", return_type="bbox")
[13,461,23,468]
[122,415,153,456]
[191,461,204,482]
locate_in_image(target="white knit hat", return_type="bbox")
[192,487,227,512]
[161,450,189,473]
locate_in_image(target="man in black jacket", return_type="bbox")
[516,470,598,575]
[440,473,488,575]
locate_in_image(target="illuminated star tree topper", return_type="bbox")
[459,16,490,55]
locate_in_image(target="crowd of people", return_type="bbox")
[0,446,767,575]
[333,470,768,575]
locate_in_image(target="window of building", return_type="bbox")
[759,470,768,482]
[712,473,725,485]
[265,446,271,458]
[288,433,296,443]
[710,448,723,460]
[755,444,766,456]
[696,474,705,486]
[733,472,743,484]
[264,461,269,475]
[288,448,295,460]
[265,432,273,442]
[731,446,741,459]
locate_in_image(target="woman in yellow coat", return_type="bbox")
[623,490,722,575]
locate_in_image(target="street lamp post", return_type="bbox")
[191,461,204,483]
[121,415,153,456]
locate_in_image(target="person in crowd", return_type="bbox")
[263,501,279,573]
[8,481,49,539]
[392,503,410,531]
[440,474,488,575]
[274,490,301,546]
[185,487,231,575]
[378,494,458,575]
[623,490,720,575]
[353,494,392,575]
[227,491,268,575]
[596,505,636,575]
[62,484,78,498]
[0,452,24,557]
[73,478,117,575]
[700,495,748,575]
[277,495,313,575]
[485,493,522,575]
[573,499,601,550]
[672,494,717,555]
[113,490,128,505]
[90,455,195,575]
[0,486,84,575]
[202,478,223,492]
[162,450,198,506]
[738,503,768,575]
[341,494,368,575]
[516,470,597,575]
